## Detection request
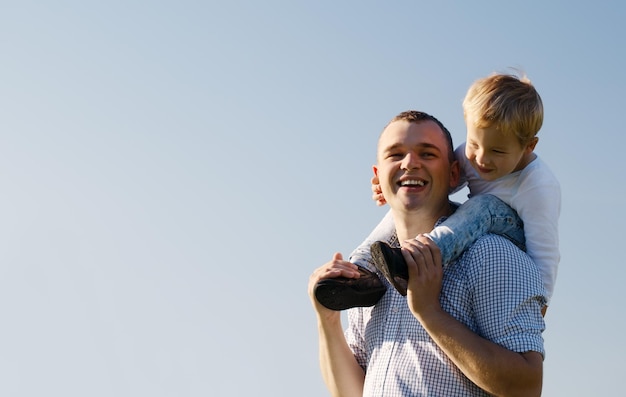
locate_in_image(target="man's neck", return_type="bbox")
[392,202,454,241]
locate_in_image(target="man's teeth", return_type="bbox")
[400,180,425,187]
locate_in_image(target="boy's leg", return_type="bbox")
[428,194,525,264]
[371,195,525,296]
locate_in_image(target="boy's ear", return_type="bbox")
[526,137,539,153]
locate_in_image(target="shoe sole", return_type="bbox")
[314,279,386,311]
[370,242,408,296]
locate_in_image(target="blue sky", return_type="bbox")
[1,1,624,396]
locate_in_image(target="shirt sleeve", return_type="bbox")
[345,308,370,370]
[513,174,561,304]
[465,236,547,357]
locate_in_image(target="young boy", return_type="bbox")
[314,72,560,314]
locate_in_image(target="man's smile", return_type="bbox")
[397,178,427,188]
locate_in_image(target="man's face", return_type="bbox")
[374,120,458,213]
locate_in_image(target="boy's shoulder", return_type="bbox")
[519,155,560,188]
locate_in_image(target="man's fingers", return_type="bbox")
[415,235,442,267]
[402,239,437,270]
[401,246,421,279]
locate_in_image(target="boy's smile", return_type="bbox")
[465,115,537,181]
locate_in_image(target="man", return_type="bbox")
[308,111,546,396]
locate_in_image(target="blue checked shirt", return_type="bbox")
[345,232,547,396]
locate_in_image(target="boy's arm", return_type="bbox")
[515,181,561,304]
[349,209,396,268]
[450,143,469,194]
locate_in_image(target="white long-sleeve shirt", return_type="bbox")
[455,143,561,303]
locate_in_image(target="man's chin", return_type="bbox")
[396,198,426,211]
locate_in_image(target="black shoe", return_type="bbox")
[370,241,409,296]
[314,267,386,311]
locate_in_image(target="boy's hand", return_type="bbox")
[371,175,386,206]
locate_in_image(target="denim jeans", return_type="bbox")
[428,194,526,265]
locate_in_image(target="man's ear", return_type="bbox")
[449,160,460,189]
[372,165,379,178]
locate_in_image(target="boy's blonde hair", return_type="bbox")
[462,73,543,145]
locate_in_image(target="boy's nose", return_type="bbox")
[474,149,489,165]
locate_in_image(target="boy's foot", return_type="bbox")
[370,241,409,296]
[314,267,386,311]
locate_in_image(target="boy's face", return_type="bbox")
[464,114,537,181]
[374,120,459,213]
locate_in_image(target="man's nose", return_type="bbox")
[402,153,421,171]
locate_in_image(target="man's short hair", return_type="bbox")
[384,110,455,162]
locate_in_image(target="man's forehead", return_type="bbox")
[378,120,447,151]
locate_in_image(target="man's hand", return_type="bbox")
[401,235,444,319]
[308,253,361,318]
